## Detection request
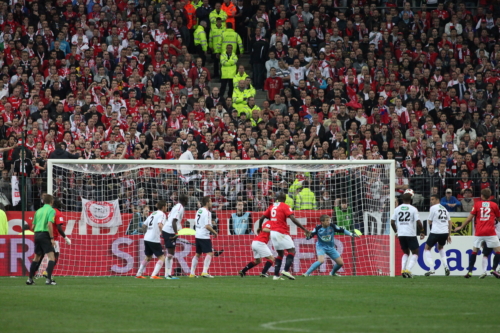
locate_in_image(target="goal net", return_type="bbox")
[46,159,396,277]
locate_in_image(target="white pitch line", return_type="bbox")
[260,313,479,332]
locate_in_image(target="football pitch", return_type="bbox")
[1,276,499,333]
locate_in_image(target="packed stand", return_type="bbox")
[0,0,498,216]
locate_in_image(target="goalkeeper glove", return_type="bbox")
[64,237,71,245]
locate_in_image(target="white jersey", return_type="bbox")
[289,66,305,86]
[495,221,500,238]
[143,210,166,243]
[195,207,212,239]
[427,203,450,234]
[179,150,195,175]
[163,203,185,234]
[392,204,421,237]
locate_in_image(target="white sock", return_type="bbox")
[137,259,149,276]
[152,260,164,276]
[407,254,418,270]
[439,249,448,268]
[424,250,434,271]
[165,256,173,277]
[482,256,489,273]
[190,256,199,275]
[203,255,212,274]
[401,254,409,270]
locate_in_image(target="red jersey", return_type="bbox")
[53,208,65,240]
[470,200,500,236]
[263,202,293,235]
[253,221,272,244]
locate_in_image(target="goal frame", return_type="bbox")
[47,159,396,277]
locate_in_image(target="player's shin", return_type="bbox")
[468,252,478,272]
[202,255,212,274]
[439,249,449,268]
[493,252,500,270]
[262,259,273,274]
[331,263,343,275]
[482,256,489,273]
[305,261,322,275]
[29,260,39,279]
[274,256,283,276]
[46,260,56,280]
[283,253,295,272]
[241,261,257,273]
[401,254,409,270]
[165,254,173,277]
[407,254,418,270]
[137,258,149,276]
[152,260,164,276]
[424,250,434,271]
[190,256,199,275]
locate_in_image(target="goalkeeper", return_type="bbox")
[302,215,359,277]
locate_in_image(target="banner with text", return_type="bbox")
[0,235,389,277]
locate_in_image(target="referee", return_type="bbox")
[26,195,57,286]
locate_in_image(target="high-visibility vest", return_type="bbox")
[239,104,260,118]
[232,88,253,113]
[192,0,203,9]
[184,3,197,30]
[193,26,207,51]
[232,72,249,87]
[285,195,295,210]
[295,188,317,210]
[209,25,226,53]
[221,2,237,29]
[219,28,244,54]
[250,116,263,127]
[209,10,228,31]
[220,52,238,79]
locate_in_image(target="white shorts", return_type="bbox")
[270,231,295,251]
[473,236,500,249]
[251,241,273,259]
[54,240,60,253]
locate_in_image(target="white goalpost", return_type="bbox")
[46,159,396,277]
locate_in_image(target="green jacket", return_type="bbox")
[239,104,260,118]
[295,188,317,210]
[218,28,244,54]
[334,206,353,230]
[233,72,249,87]
[232,87,253,112]
[209,25,225,53]
[285,194,295,210]
[220,52,238,79]
[193,26,207,51]
[209,10,228,31]
[0,210,7,235]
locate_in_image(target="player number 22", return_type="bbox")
[398,211,410,222]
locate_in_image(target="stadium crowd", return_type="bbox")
[0,0,498,218]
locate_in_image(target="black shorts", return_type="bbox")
[162,231,177,249]
[34,232,54,255]
[398,236,419,251]
[426,233,449,248]
[195,238,213,254]
[144,240,164,257]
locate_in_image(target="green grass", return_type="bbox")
[1,276,499,333]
